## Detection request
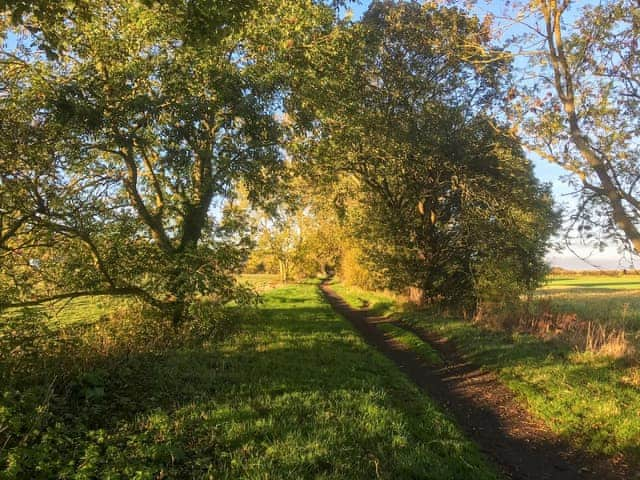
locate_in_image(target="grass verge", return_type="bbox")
[332,280,640,466]
[328,279,397,316]
[377,322,442,366]
[1,281,497,479]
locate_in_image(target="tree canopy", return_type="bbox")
[1,0,563,318]
[288,1,557,306]
[0,0,342,320]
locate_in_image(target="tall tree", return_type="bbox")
[293,1,557,306]
[0,0,341,321]
[506,0,640,254]
[247,193,345,281]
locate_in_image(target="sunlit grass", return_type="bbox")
[333,280,640,465]
[1,274,280,329]
[1,295,131,329]
[538,274,640,332]
[1,281,497,479]
[328,279,398,317]
[377,322,442,365]
[237,273,283,292]
[541,274,640,290]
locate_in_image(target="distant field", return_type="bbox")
[1,295,130,329]
[538,274,640,332]
[1,275,281,329]
[541,274,640,291]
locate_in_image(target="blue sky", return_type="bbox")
[344,0,639,270]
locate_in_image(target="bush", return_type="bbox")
[338,245,381,291]
[185,301,254,342]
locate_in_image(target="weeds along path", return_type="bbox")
[320,281,631,480]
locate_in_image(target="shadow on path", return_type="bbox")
[320,281,633,480]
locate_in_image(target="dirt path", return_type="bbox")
[320,282,632,480]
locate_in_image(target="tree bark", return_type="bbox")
[542,0,640,253]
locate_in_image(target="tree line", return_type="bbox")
[1,0,638,320]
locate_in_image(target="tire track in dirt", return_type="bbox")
[320,281,632,480]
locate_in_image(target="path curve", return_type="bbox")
[320,281,632,480]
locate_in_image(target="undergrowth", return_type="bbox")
[0,299,245,479]
[474,299,636,359]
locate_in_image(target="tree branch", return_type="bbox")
[119,143,174,252]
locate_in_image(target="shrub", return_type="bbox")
[338,245,382,291]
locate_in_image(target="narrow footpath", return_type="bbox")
[320,281,632,480]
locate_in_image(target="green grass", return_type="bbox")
[377,322,442,366]
[414,315,640,462]
[538,274,640,333]
[332,280,640,466]
[1,274,279,330]
[542,274,640,290]
[1,281,497,479]
[237,273,283,292]
[328,280,398,316]
[1,295,130,329]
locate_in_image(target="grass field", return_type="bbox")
[1,275,279,330]
[332,278,640,465]
[538,274,640,333]
[7,273,638,476]
[1,281,497,479]
[542,274,640,290]
[1,296,132,329]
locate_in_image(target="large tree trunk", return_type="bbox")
[278,259,289,283]
[167,262,189,325]
[542,0,640,254]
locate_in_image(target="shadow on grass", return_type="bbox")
[263,295,312,304]
[1,301,496,479]
[409,313,640,465]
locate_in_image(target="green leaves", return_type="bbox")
[1,0,332,317]
[292,1,555,306]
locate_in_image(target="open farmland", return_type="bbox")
[538,274,640,333]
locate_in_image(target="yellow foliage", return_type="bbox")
[338,243,378,290]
